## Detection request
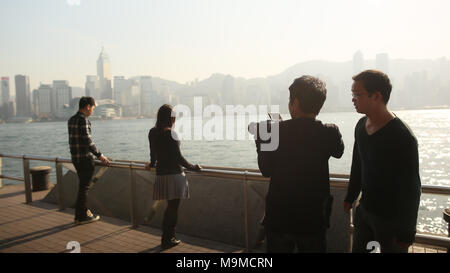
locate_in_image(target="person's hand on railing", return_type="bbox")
[192,164,202,172]
[343,201,353,214]
[145,163,152,171]
[99,155,110,166]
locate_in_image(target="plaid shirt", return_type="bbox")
[68,111,102,162]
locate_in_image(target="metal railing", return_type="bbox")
[0,152,449,252]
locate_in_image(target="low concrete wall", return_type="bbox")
[43,166,350,252]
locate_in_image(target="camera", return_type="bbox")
[248,113,282,141]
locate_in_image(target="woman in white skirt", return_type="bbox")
[146,104,202,249]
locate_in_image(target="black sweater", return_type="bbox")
[148,128,196,175]
[345,116,421,243]
[257,117,344,234]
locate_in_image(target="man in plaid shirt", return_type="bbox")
[68,97,110,224]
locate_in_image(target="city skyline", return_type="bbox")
[1,46,449,121]
[2,49,449,98]
[1,0,450,92]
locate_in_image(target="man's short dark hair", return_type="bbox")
[79,97,96,109]
[289,75,327,115]
[352,70,392,104]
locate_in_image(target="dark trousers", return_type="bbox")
[266,229,326,253]
[73,158,95,220]
[162,199,181,242]
[352,205,408,253]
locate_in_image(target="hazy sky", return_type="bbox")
[1,0,450,91]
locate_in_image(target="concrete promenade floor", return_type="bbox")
[0,184,244,253]
[0,184,446,253]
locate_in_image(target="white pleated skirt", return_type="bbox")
[153,172,190,201]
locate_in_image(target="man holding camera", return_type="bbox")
[255,76,344,252]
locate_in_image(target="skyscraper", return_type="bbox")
[85,75,100,100]
[97,47,113,99]
[353,51,364,74]
[34,84,53,118]
[140,76,153,117]
[120,78,140,117]
[1,77,10,105]
[113,76,131,105]
[376,53,389,74]
[15,75,31,117]
[52,80,72,118]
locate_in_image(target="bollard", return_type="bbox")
[30,166,51,191]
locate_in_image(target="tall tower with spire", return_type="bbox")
[97,47,112,100]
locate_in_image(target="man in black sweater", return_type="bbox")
[256,76,344,252]
[343,70,421,253]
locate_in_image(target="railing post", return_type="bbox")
[129,163,138,228]
[23,156,32,204]
[55,158,65,210]
[349,210,354,253]
[444,208,450,253]
[243,170,249,252]
[0,156,3,188]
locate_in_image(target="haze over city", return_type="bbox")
[1,0,450,121]
[1,1,450,252]
[1,0,450,90]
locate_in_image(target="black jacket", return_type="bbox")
[257,117,344,234]
[149,127,197,175]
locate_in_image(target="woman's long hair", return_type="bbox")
[155,104,175,133]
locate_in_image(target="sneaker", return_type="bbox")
[86,209,95,217]
[75,210,100,225]
[161,237,181,249]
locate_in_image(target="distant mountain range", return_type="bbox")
[74,58,450,113]
[171,58,450,112]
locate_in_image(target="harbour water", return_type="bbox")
[0,108,449,235]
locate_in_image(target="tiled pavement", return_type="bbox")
[0,184,244,253]
[0,184,446,253]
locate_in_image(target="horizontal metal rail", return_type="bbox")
[1,153,450,195]
[0,175,24,182]
[415,234,450,250]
